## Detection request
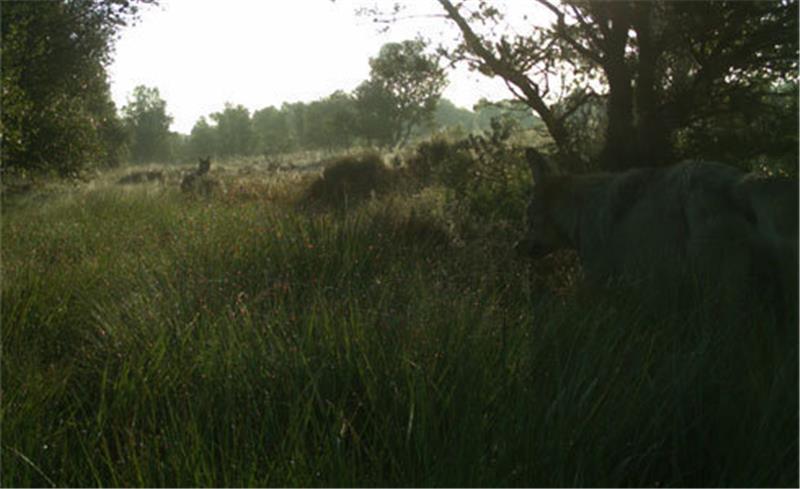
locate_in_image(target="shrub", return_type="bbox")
[116,170,164,185]
[305,152,393,209]
[406,119,532,242]
[405,136,469,185]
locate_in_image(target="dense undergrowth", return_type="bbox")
[2,150,797,487]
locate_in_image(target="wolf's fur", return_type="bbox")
[181,157,217,195]
[519,149,798,314]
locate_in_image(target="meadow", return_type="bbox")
[2,154,797,487]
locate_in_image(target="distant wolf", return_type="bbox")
[517,148,798,314]
[181,157,213,193]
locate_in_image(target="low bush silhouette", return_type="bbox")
[305,152,394,209]
[116,170,164,185]
[405,136,465,185]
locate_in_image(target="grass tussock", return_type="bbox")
[2,157,797,487]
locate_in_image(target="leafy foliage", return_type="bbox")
[429,0,799,171]
[355,40,447,148]
[407,118,531,241]
[252,106,291,155]
[179,40,456,160]
[186,117,217,160]
[353,79,400,147]
[122,85,173,163]
[179,92,541,163]
[210,103,255,158]
[0,0,156,176]
[675,82,799,175]
[303,91,359,151]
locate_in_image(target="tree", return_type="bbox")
[427,0,798,171]
[210,103,254,158]
[354,79,400,147]
[122,85,173,163]
[1,0,157,176]
[282,102,309,150]
[304,91,359,151]
[473,99,544,133]
[675,81,799,175]
[354,40,447,148]
[433,98,477,133]
[187,117,218,159]
[252,106,291,155]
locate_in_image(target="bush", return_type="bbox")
[116,170,164,185]
[305,152,394,209]
[405,136,468,185]
[406,119,532,242]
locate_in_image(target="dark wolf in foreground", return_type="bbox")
[517,148,798,315]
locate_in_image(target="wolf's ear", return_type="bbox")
[525,147,551,184]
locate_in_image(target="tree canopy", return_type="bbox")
[211,103,255,158]
[355,39,448,148]
[1,0,157,176]
[252,106,291,156]
[122,85,173,163]
[428,0,798,171]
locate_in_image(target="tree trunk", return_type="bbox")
[593,3,636,171]
[600,68,636,171]
[632,2,673,167]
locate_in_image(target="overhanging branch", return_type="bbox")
[533,0,605,66]
[437,0,580,161]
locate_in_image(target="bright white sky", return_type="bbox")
[109,0,531,134]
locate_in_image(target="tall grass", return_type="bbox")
[2,177,797,487]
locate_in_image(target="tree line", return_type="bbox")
[123,39,545,165]
[3,0,796,178]
[124,90,544,165]
[0,1,454,175]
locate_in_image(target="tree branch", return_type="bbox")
[557,88,600,123]
[437,0,579,161]
[534,0,604,66]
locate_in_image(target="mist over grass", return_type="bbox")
[2,157,797,487]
